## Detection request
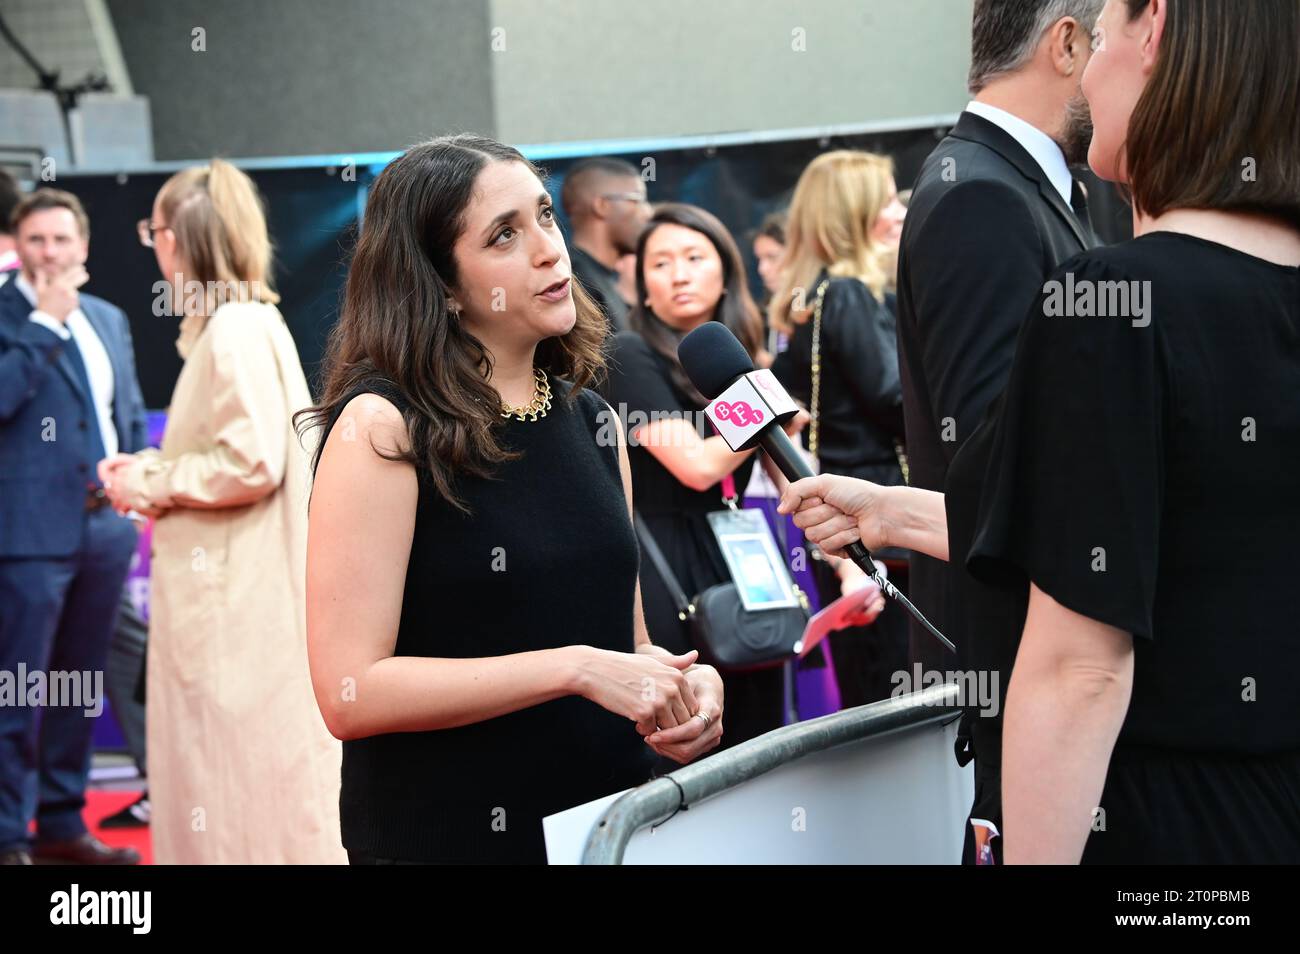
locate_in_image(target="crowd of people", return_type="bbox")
[1,0,1297,865]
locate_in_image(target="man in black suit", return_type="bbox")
[895,0,1103,859]
[898,0,1101,662]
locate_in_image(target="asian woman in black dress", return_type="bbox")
[778,0,1300,863]
[298,136,725,864]
[602,203,815,749]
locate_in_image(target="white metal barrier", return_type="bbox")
[544,685,974,864]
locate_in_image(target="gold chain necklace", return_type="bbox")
[808,279,830,461]
[499,367,552,421]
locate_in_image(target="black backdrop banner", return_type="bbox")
[59,125,1130,409]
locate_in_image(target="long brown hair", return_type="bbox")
[1122,0,1300,227]
[296,134,607,513]
[628,203,764,406]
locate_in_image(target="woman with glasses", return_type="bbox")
[99,159,344,863]
[559,157,652,334]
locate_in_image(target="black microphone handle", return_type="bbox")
[756,427,816,481]
[756,427,956,654]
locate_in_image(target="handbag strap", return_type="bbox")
[808,278,831,462]
[808,277,910,483]
[632,511,693,619]
[894,438,911,485]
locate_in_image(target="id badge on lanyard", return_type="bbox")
[706,473,802,613]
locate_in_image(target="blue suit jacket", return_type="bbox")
[0,276,149,558]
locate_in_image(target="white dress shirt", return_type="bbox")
[15,271,119,457]
[965,100,1074,206]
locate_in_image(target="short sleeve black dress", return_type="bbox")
[602,330,785,748]
[946,232,1300,863]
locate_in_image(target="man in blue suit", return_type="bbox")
[0,189,147,865]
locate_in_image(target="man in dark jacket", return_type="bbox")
[0,189,148,865]
[895,0,1103,861]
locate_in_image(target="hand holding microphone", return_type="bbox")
[677,322,954,653]
[776,473,893,556]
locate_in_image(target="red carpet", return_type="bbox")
[85,790,153,865]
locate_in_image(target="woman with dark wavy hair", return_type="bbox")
[603,203,810,749]
[297,136,725,864]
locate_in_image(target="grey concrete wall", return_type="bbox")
[487,0,973,145]
[106,0,496,159]
[73,0,974,161]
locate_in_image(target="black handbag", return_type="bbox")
[633,511,809,672]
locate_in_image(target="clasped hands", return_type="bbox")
[96,454,160,518]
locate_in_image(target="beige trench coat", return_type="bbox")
[116,301,343,864]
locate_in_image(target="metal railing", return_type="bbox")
[581,684,962,864]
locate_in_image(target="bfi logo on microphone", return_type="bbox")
[706,369,799,451]
[713,399,764,427]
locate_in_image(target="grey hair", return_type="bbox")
[968,0,1104,94]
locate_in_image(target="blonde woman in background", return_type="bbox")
[98,160,344,864]
[769,150,906,711]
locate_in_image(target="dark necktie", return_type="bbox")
[1071,178,1096,236]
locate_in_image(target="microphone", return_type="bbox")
[678,322,954,653]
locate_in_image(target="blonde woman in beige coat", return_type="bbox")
[99,160,344,864]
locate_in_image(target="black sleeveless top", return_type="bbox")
[319,374,657,863]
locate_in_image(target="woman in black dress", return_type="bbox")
[603,203,807,749]
[778,0,1300,863]
[769,150,905,709]
[298,136,725,864]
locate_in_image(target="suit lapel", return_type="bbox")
[0,277,87,401]
[949,111,1091,250]
[1036,177,1091,249]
